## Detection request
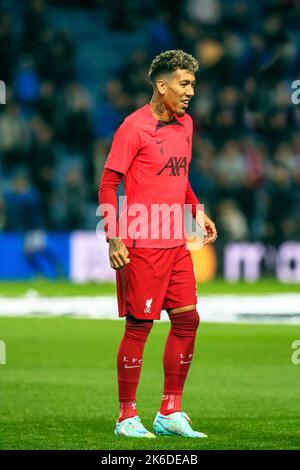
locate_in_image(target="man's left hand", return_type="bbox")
[196,211,218,245]
[203,213,217,244]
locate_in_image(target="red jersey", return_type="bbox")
[104,104,194,248]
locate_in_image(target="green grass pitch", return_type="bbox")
[1,316,300,450]
[0,278,299,296]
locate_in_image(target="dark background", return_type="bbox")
[0,0,300,247]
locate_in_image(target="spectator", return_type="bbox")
[216,199,249,241]
[0,103,29,173]
[3,168,43,230]
[62,82,93,151]
[54,167,87,230]
[14,55,40,110]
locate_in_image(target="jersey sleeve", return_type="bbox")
[186,181,201,218]
[104,120,141,175]
[98,168,123,241]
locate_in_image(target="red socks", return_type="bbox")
[116,310,200,421]
[160,309,200,415]
[117,316,153,422]
[160,393,182,415]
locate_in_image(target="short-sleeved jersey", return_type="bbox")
[104,104,193,248]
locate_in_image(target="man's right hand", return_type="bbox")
[108,237,130,270]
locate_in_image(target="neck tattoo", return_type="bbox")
[154,103,165,116]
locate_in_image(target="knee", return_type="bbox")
[169,309,200,337]
[125,316,153,342]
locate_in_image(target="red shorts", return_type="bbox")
[116,244,197,320]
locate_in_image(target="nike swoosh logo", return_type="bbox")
[180,361,192,364]
[156,139,166,144]
[124,364,142,369]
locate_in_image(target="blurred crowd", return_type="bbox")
[0,0,300,245]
